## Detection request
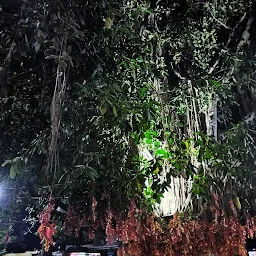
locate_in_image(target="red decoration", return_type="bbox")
[37,196,256,256]
[37,200,56,252]
[37,222,57,252]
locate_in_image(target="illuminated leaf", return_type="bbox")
[153,167,159,174]
[137,182,142,192]
[10,164,17,179]
[99,103,107,115]
[234,197,241,210]
[105,17,112,29]
[1,159,13,167]
[113,106,118,117]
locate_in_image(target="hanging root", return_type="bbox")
[47,37,68,188]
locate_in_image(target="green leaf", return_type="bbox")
[10,164,17,179]
[139,87,147,99]
[155,193,163,204]
[113,106,118,117]
[205,147,212,159]
[155,148,169,159]
[153,167,159,174]
[137,182,142,192]
[154,141,161,148]
[34,41,41,53]
[145,138,153,144]
[195,139,202,147]
[211,80,221,88]
[74,167,84,178]
[168,138,174,145]
[105,17,113,29]
[12,157,24,174]
[1,159,13,167]
[85,166,98,179]
[99,103,107,115]
[144,132,152,140]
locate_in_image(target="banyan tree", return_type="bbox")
[1,0,256,255]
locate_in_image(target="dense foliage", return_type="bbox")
[1,0,256,253]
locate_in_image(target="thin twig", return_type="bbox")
[210,13,231,30]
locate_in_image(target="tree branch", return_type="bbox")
[208,12,248,74]
[236,15,255,52]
